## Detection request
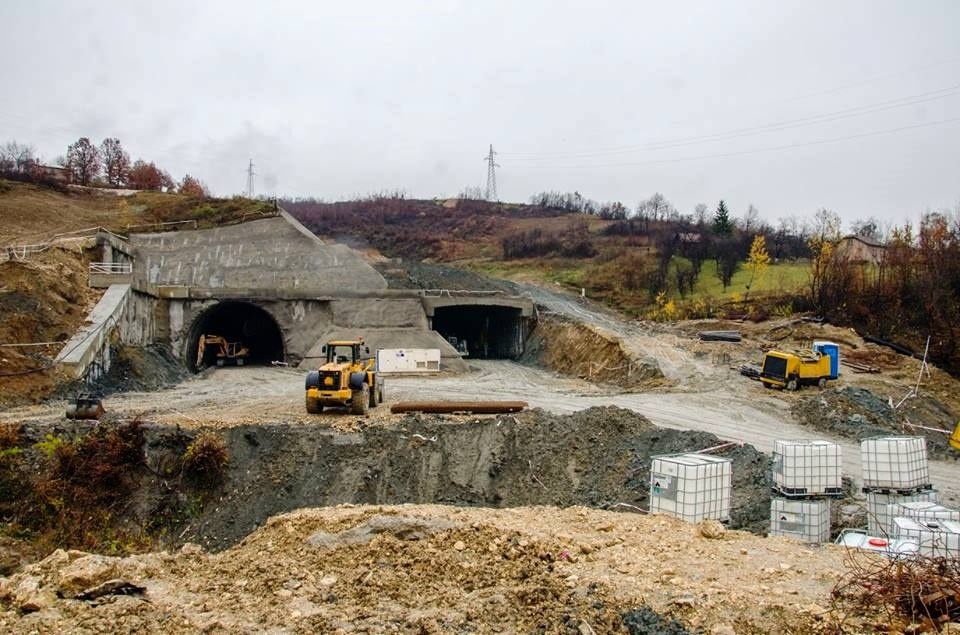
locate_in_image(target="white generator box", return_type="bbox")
[867,490,939,535]
[770,498,831,543]
[772,440,842,495]
[891,517,960,558]
[649,454,732,523]
[861,436,930,490]
[885,501,960,535]
[376,348,441,373]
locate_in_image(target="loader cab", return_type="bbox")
[321,341,371,364]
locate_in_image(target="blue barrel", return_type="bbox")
[813,341,840,379]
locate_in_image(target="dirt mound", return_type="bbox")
[94,344,190,396]
[522,315,666,390]
[0,246,101,407]
[156,406,772,550]
[0,505,845,634]
[792,386,958,460]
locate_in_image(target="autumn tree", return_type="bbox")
[127,159,165,190]
[808,208,846,315]
[65,137,101,185]
[744,234,770,299]
[713,200,732,235]
[179,174,209,197]
[100,138,131,187]
[714,236,741,291]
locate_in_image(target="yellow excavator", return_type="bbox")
[196,334,250,368]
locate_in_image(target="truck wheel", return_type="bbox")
[236,358,244,366]
[351,385,369,415]
[786,377,799,391]
[305,394,323,414]
[817,377,827,389]
[216,359,225,367]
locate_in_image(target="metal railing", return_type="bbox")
[89,262,133,274]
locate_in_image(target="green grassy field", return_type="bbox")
[687,259,810,300]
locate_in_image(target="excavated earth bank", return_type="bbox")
[153,406,772,550]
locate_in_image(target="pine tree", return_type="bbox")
[713,200,732,235]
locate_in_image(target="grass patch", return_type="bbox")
[687,259,809,301]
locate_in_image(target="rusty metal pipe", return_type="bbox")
[390,401,527,414]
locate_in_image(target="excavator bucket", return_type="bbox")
[65,394,104,420]
[951,421,960,451]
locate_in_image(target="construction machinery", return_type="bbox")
[65,393,104,420]
[760,341,839,391]
[196,334,250,368]
[952,422,960,451]
[304,338,383,414]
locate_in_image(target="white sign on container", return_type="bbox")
[860,436,930,490]
[770,498,831,543]
[376,349,441,373]
[772,440,842,495]
[649,453,732,523]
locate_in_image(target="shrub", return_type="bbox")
[182,432,229,489]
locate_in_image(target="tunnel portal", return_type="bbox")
[186,301,285,371]
[431,305,524,359]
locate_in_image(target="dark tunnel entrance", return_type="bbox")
[186,301,285,371]
[432,305,524,359]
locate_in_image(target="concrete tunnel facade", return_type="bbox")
[96,212,535,373]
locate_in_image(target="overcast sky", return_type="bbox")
[1,1,958,227]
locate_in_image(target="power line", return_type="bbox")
[501,83,960,159]
[504,115,960,170]
[483,144,500,201]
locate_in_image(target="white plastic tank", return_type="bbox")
[772,440,842,495]
[860,436,930,490]
[891,517,960,558]
[867,489,939,535]
[649,453,732,523]
[835,529,919,557]
[884,501,960,536]
[770,498,831,543]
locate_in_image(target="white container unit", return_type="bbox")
[649,454,732,523]
[866,490,939,535]
[834,529,919,557]
[375,349,441,373]
[885,501,960,536]
[860,436,930,490]
[770,498,831,543]
[891,518,960,558]
[772,440,842,495]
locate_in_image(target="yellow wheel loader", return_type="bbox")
[304,338,383,414]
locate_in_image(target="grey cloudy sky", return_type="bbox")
[1,0,958,227]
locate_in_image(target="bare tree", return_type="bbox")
[100,138,131,187]
[693,203,709,228]
[65,137,101,185]
[850,216,883,240]
[741,204,760,234]
[0,141,36,174]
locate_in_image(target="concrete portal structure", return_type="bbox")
[73,211,535,378]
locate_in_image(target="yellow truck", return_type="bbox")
[760,341,839,391]
[304,338,383,414]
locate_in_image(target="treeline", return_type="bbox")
[0,138,208,196]
[811,208,960,374]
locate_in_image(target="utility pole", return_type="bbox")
[483,144,499,202]
[246,158,256,198]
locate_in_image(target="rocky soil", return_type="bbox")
[0,505,852,634]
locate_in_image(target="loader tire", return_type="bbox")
[817,377,827,389]
[786,377,799,391]
[378,380,384,404]
[368,381,377,408]
[305,394,323,414]
[236,358,244,366]
[351,385,369,415]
